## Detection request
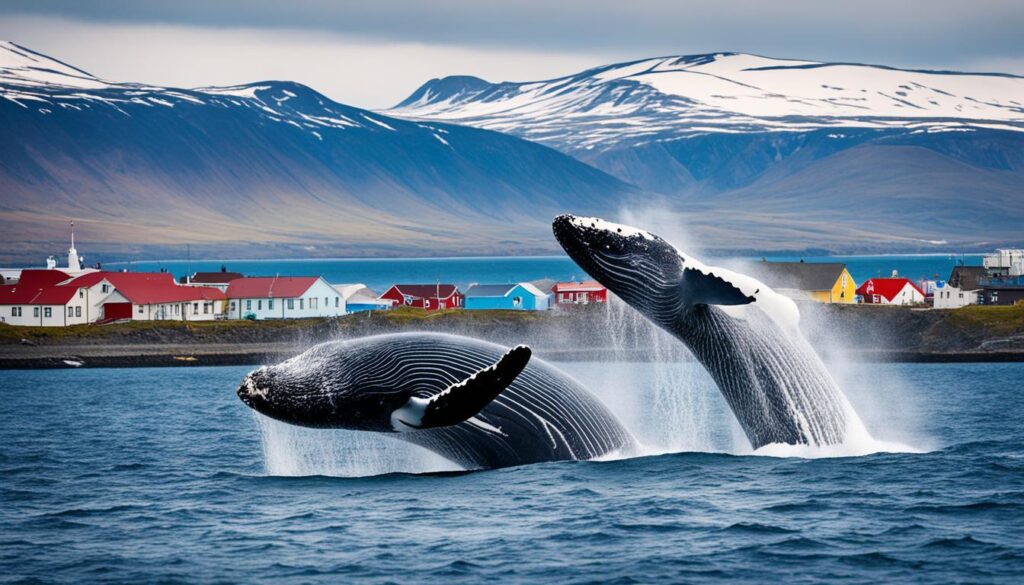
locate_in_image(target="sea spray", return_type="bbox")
[596,298,737,455]
[253,412,459,477]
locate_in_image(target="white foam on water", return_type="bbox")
[253,412,460,477]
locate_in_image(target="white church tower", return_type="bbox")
[67,220,81,272]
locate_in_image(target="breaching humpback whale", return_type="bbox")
[553,214,852,449]
[237,332,635,470]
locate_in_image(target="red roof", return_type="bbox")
[856,278,925,301]
[2,271,225,307]
[552,281,606,293]
[17,269,70,288]
[225,276,319,299]
[0,269,78,305]
[77,272,225,304]
[62,272,107,288]
[0,282,80,305]
[386,284,460,299]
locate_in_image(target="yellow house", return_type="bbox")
[748,261,858,304]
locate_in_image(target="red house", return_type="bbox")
[856,277,926,305]
[379,284,463,311]
[552,281,608,308]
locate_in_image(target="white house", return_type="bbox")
[226,276,345,320]
[59,272,226,322]
[0,269,90,326]
[856,277,927,306]
[934,266,985,309]
[333,284,391,313]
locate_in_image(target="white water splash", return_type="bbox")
[253,412,460,477]
[588,300,736,455]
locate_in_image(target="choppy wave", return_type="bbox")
[3,363,1024,583]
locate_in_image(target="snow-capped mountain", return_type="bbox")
[391,53,1024,152]
[390,53,1024,249]
[0,41,635,260]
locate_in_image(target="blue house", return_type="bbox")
[464,283,549,311]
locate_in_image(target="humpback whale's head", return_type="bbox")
[238,334,532,433]
[553,214,687,317]
[237,341,412,431]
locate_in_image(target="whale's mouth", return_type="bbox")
[553,214,685,305]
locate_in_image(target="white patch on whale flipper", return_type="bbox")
[391,345,531,431]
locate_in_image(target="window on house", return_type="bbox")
[310,297,317,310]
[335,297,339,308]
[287,299,294,310]
[175,304,180,315]
[68,306,74,317]
[44,307,51,318]
[268,299,274,310]
[193,302,199,313]
[79,290,84,299]
[230,301,236,311]
[138,305,144,314]
[203,303,209,314]
[299,299,304,310]
[34,307,40,317]
[246,300,252,311]
[101,284,110,293]
[12,307,21,317]
[324,297,328,307]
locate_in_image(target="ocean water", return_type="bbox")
[2,361,1022,583]
[106,253,983,293]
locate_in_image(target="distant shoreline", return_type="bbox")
[2,304,1022,370]
[2,348,1023,370]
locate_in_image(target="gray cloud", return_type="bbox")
[3,0,1023,67]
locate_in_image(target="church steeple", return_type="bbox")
[67,219,81,272]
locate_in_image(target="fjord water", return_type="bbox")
[3,362,1022,583]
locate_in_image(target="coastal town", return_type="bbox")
[1,226,1022,329]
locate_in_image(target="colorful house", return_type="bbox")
[749,261,857,304]
[379,284,463,311]
[225,276,345,320]
[551,281,608,308]
[464,283,549,310]
[856,277,926,305]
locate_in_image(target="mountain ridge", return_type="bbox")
[389,51,1024,249]
[0,40,639,263]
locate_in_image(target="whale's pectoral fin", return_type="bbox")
[392,345,532,431]
[680,267,756,307]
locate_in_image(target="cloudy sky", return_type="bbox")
[1,1,1022,109]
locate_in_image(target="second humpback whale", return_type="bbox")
[553,214,854,449]
[237,332,635,470]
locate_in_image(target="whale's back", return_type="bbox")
[346,333,634,469]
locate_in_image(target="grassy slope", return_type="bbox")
[944,305,1024,336]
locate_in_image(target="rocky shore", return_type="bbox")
[1,304,1022,369]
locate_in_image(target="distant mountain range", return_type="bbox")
[1,44,1022,262]
[0,41,636,262]
[392,53,1024,249]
